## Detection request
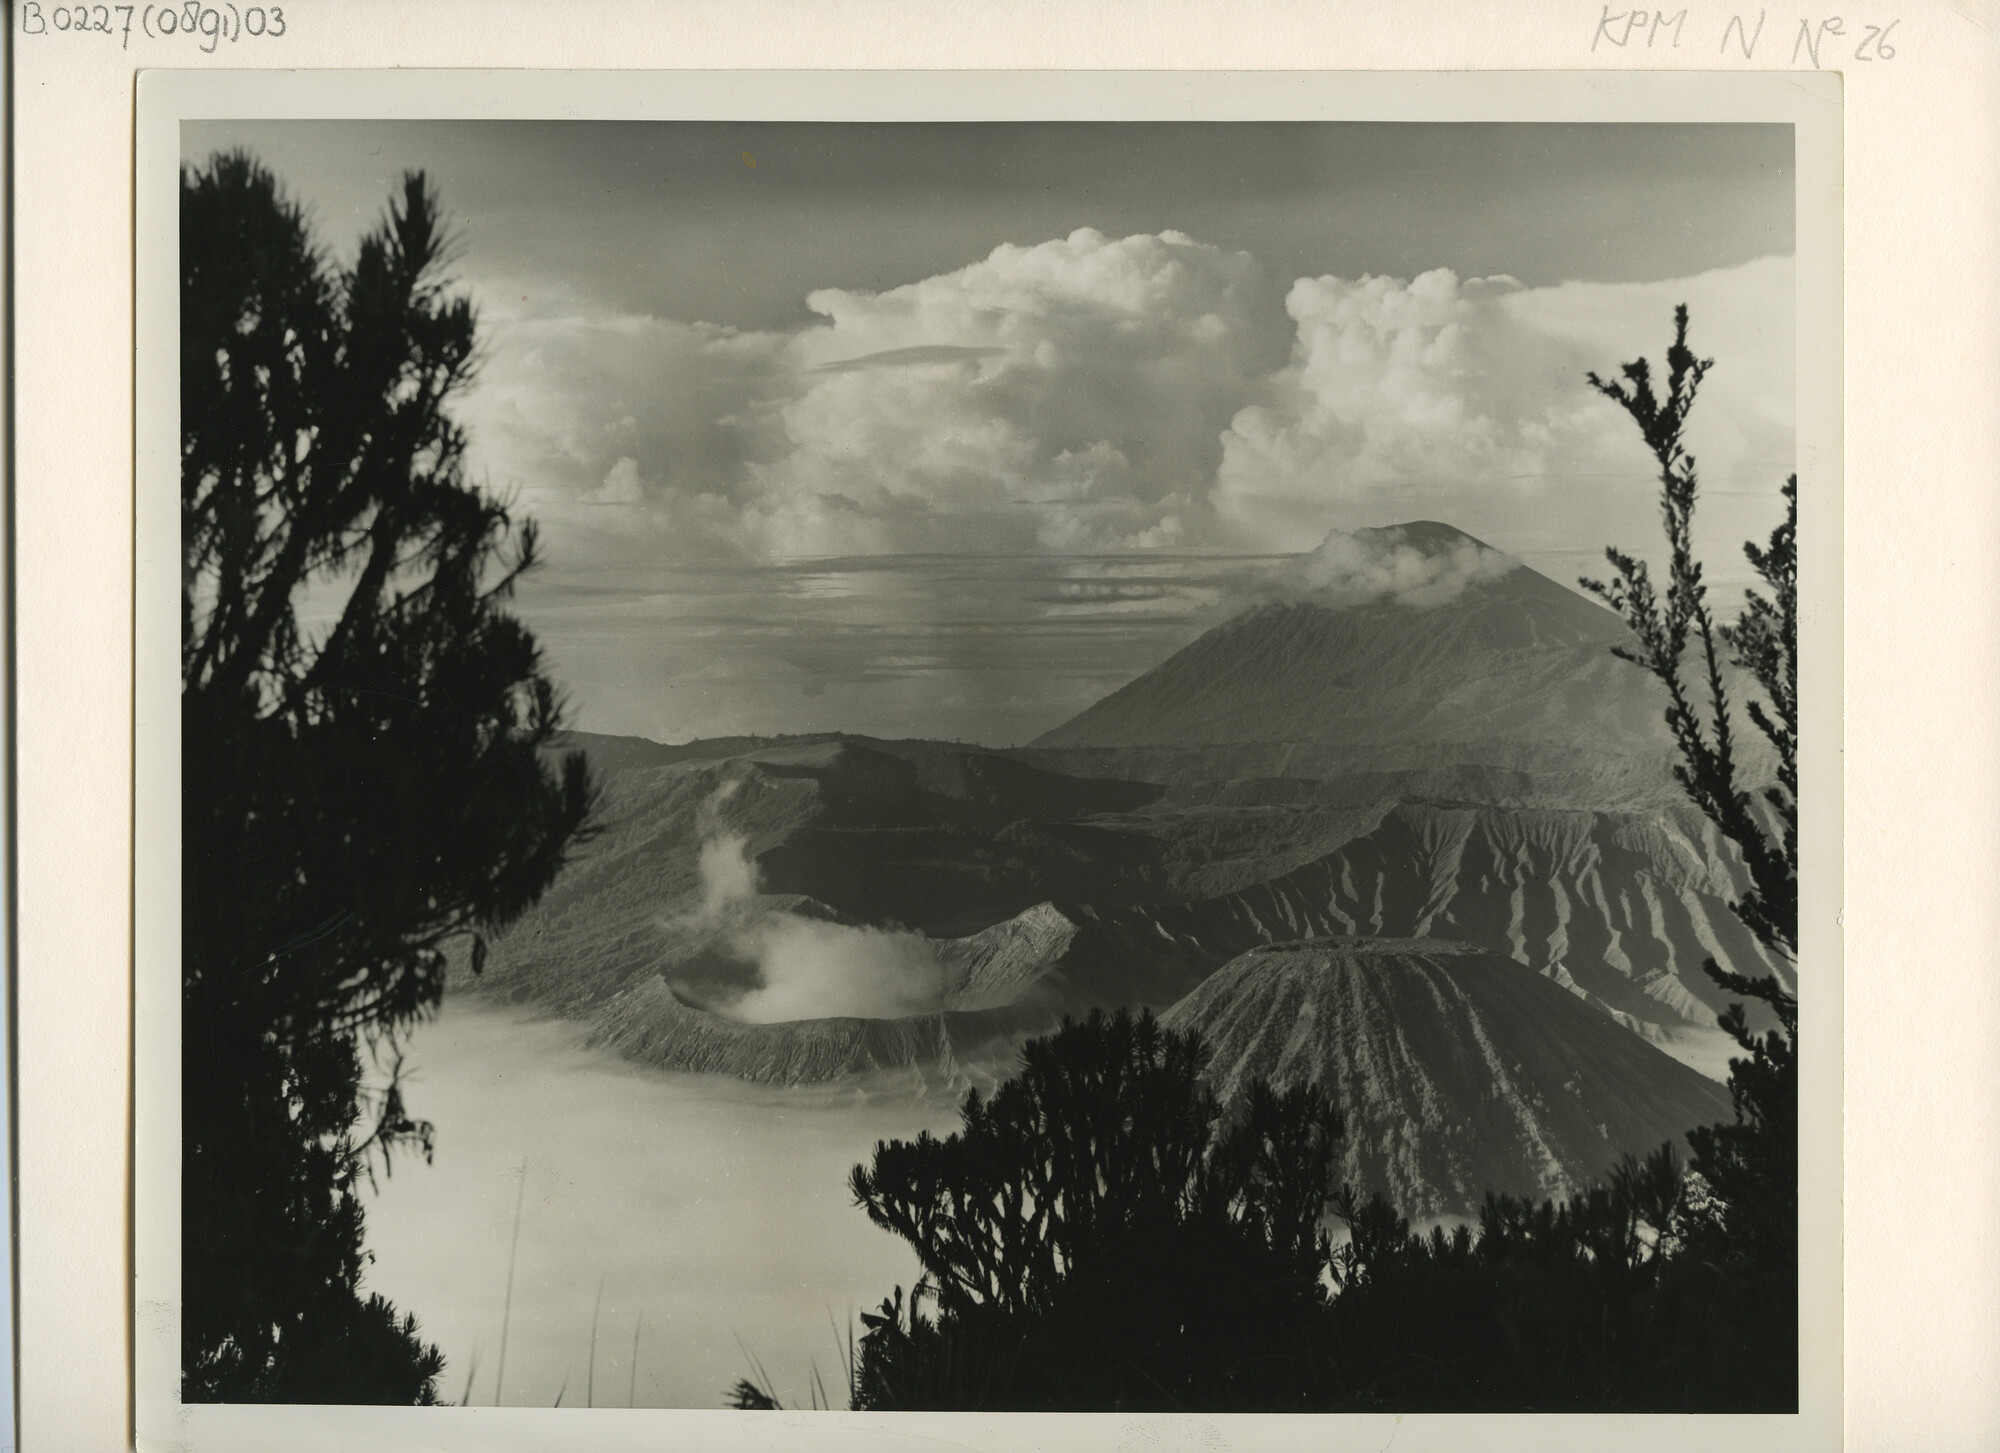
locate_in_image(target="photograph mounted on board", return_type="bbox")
[163,97,1823,1418]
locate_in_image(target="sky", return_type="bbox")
[183,121,1796,746]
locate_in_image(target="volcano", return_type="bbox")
[1032,523,1669,760]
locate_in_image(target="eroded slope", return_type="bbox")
[1161,938,1734,1219]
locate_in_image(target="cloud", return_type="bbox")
[809,344,1006,374]
[461,243,1791,576]
[1211,256,1794,551]
[469,239,1794,744]
[461,229,1285,562]
[742,228,1281,556]
[588,456,647,505]
[455,304,795,563]
[1291,525,1520,608]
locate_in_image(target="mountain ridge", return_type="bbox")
[466,517,1779,1215]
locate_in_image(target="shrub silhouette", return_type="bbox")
[844,1009,1343,1411]
[1322,1145,1718,1409]
[180,152,593,1401]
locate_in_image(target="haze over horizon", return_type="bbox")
[184,121,1796,744]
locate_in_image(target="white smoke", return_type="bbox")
[728,915,947,1024]
[696,832,759,918]
[691,828,945,1025]
[1294,527,1518,609]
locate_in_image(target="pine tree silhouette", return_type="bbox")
[180,153,594,1402]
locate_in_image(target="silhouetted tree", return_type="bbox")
[1580,306,1798,964]
[841,1010,1343,1411]
[180,152,593,1401]
[1580,304,1799,1408]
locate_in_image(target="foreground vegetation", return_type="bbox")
[181,154,592,1401]
[752,997,1787,1412]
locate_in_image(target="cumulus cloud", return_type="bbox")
[455,304,795,562]
[461,229,1283,561]
[742,228,1279,556]
[461,242,1791,573]
[690,824,945,1025]
[588,456,648,506]
[1212,256,1793,551]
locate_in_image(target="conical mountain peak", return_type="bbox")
[1347,519,1500,554]
[1034,518,1657,754]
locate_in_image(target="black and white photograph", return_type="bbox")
[138,70,1842,1440]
